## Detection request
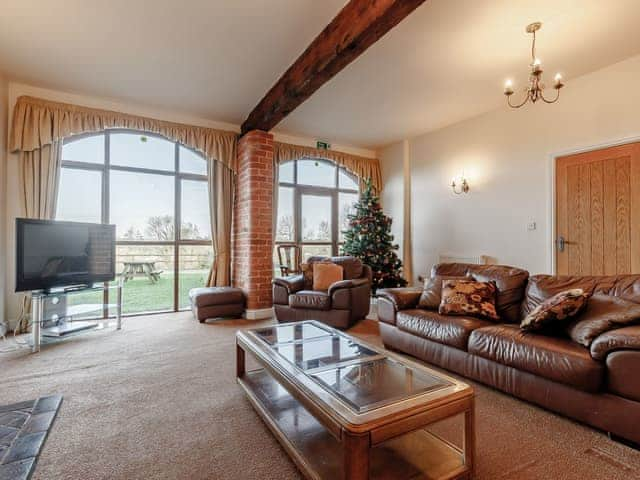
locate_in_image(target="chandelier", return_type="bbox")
[503,22,564,108]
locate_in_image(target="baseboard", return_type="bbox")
[367,297,378,320]
[243,307,274,320]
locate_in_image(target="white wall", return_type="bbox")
[380,140,414,284]
[0,74,8,326]
[3,82,377,325]
[380,141,405,256]
[381,54,640,281]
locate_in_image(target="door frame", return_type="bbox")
[548,134,640,274]
[296,187,337,256]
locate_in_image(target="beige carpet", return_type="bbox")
[1,312,639,479]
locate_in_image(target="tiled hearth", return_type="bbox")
[0,395,62,480]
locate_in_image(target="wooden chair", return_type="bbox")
[276,244,301,277]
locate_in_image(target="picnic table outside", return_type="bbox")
[120,261,164,283]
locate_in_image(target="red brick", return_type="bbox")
[232,130,275,310]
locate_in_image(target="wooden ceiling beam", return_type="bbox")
[241,0,427,134]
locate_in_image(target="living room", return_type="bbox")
[1,1,640,479]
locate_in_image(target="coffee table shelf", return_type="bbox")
[239,368,467,480]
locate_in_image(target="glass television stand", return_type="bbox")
[30,280,123,353]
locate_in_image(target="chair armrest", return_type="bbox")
[590,325,640,361]
[272,274,304,294]
[376,288,423,311]
[328,278,369,296]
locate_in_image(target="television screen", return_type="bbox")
[16,219,116,292]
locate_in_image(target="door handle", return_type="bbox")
[557,236,566,252]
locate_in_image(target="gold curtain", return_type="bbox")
[273,141,382,192]
[11,96,238,172]
[207,161,235,287]
[15,141,63,333]
[10,96,239,316]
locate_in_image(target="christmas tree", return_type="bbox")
[342,178,407,294]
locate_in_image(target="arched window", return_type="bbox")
[56,130,212,314]
[275,158,359,264]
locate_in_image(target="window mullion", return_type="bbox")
[174,142,180,312]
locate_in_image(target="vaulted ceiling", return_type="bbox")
[2,0,640,149]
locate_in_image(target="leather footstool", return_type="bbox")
[189,287,245,323]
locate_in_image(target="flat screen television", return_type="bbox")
[16,218,116,292]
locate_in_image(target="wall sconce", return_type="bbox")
[450,175,470,195]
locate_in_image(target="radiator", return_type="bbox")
[438,254,490,265]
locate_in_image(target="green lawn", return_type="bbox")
[68,271,208,315]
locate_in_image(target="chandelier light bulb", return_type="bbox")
[504,79,514,95]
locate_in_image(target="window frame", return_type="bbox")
[59,129,211,314]
[276,158,359,264]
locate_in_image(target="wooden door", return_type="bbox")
[556,142,640,275]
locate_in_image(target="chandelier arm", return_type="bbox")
[540,88,560,104]
[507,93,530,109]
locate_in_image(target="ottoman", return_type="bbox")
[189,287,245,322]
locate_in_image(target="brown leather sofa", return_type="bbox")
[378,263,640,445]
[273,256,372,329]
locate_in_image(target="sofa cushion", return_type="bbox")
[396,309,493,351]
[418,274,468,310]
[289,291,331,310]
[521,274,640,318]
[566,294,640,347]
[606,351,640,402]
[431,263,530,324]
[590,325,640,361]
[521,289,590,332]
[439,280,499,321]
[301,260,330,289]
[468,324,604,392]
[302,256,364,289]
[329,256,363,280]
[471,268,530,323]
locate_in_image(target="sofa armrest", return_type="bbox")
[272,274,304,294]
[376,288,422,326]
[377,288,422,310]
[328,278,368,296]
[590,325,640,361]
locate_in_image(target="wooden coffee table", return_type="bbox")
[236,321,475,480]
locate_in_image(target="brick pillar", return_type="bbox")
[233,130,274,316]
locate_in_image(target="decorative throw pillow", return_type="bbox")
[313,263,344,291]
[439,280,499,321]
[520,288,590,332]
[566,294,640,347]
[302,260,331,289]
[418,274,469,310]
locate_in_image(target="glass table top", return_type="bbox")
[250,322,453,413]
[272,335,379,371]
[311,357,452,413]
[254,322,333,345]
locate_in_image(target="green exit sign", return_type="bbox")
[316,140,331,150]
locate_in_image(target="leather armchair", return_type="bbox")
[273,256,372,329]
